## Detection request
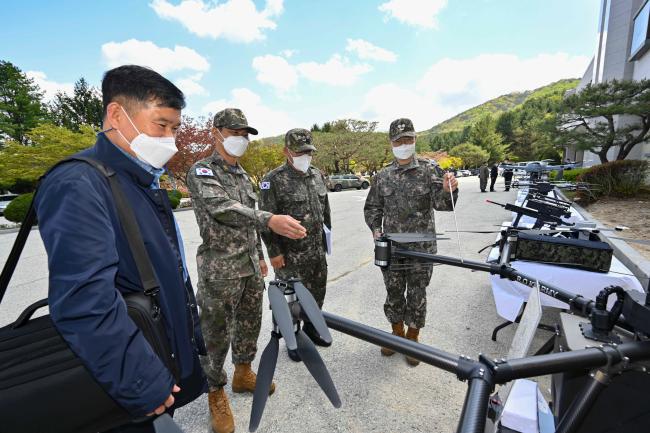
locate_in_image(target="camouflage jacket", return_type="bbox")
[259,163,331,260]
[364,158,458,253]
[187,152,271,279]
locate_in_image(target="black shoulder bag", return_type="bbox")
[0,157,179,433]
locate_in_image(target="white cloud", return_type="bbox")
[355,82,454,132]
[25,71,74,101]
[345,38,397,62]
[355,52,590,131]
[280,49,297,58]
[175,73,207,96]
[203,88,296,136]
[252,55,298,93]
[101,39,209,74]
[416,53,590,108]
[252,53,372,92]
[150,0,283,43]
[378,0,448,29]
[296,55,372,86]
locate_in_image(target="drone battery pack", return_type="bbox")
[512,232,613,273]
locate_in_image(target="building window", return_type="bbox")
[631,0,650,60]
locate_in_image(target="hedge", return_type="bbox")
[576,159,649,202]
[4,193,34,223]
[167,189,182,209]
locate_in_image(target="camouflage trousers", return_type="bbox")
[276,253,328,308]
[381,260,433,329]
[480,177,488,191]
[197,273,264,390]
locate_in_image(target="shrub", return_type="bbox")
[576,160,649,202]
[4,193,34,223]
[167,189,182,209]
[549,168,588,182]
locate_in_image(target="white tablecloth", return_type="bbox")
[489,251,644,322]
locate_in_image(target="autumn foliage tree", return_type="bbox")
[167,116,214,187]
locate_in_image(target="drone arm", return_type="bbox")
[391,248,595,317]
[322,311,460,374]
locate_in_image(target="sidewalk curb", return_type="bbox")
[557,189,650,291]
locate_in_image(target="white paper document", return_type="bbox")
[323,225,332,255]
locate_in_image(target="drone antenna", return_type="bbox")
[448,176,463,263]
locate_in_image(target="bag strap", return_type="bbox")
[0,156,160,304]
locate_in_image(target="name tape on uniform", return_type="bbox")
[196,167,214,176]
[260,181,271,190]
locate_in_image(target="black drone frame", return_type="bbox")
[250,234,650,433]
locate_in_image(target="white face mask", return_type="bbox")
[116,106,178,169]
[392,143,415,160]
[218,129,249,157]
[290,154,312,173]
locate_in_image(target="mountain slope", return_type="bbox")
[423,78,580,135]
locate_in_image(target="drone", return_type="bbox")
[501,161,582,174]
[247,230,650,433]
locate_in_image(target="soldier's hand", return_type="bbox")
[270,255,285,269]
[268,215,307,239]
[442,172,458,192]
[147,385,180,416]
[259,259,269,277]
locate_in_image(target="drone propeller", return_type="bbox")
[249,280,341,432]
[293,281,332,344]
[295,329,341,408]
[267,282,298,350]
[249,334,280,432]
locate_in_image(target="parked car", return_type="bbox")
[0,194,18,216]
[327,174,370,192]
[457,169,471,177]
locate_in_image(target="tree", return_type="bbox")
[49,78,103,131]
[468,114,509,163]
[239,141,285,184]
[166,116,213,187]
[355,132,392,174]
[0,123,95,190]
[312,119,378,173]
[557,79,650,163]
[0,61,46,144]
[449,142,489,168]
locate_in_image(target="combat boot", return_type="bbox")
[381,321,405,356]
[405,327,420,366]
[207,387,234,433]
[232,362,276,395]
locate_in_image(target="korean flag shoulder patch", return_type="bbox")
[260,181,271,190]
[195,167,214,177]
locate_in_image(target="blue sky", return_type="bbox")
[2,0,600,136]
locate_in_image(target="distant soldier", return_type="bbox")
[489,163,498,192]
[502,160,514,191]
[187,108,306,433]
[259,128,332,362]
[479,162,489,192]
[364,118,458,366]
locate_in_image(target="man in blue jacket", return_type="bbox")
[34,65,207,432]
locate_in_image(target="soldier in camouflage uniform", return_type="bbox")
[187,108,306,433]
[364,118,458,366]
[259,128,332,361]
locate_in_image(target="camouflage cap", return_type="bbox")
[285,128,316,152]
[213,108,258,135]
[389,118,416,141]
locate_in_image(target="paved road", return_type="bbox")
[0,176,553,433]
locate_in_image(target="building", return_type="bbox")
[564,0,650,166]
